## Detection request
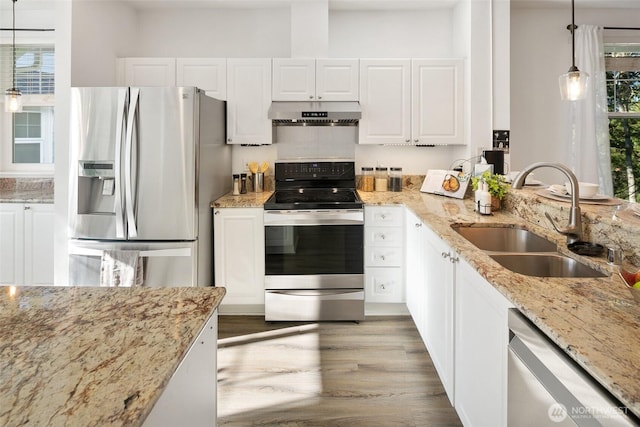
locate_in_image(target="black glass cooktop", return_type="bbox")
[264,188,363,211]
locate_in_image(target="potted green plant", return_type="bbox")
[471,170,508,210]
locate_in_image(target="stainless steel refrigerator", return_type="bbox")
[68,86,230,287]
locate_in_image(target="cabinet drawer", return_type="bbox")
[365,226,404,247]
[365,267,404,303]
[365,247,403,267]
[365,206,404,227]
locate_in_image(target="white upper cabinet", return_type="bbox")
[176,58,227,100]
[359,58,464,145]
[412,59,464,145]
[272,58,359,101]
[119,58,176,86]
[226,58,272,145]
[358,59,412,145]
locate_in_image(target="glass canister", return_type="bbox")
[375,166,388,192]
[360,167,374,192]
[389,167,403,192]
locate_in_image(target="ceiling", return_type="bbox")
[3,0,639,12]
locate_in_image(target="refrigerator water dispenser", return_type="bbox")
[77,161,115,215]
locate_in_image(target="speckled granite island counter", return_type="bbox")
[0,285,225,427]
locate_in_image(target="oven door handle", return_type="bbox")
[264,210,364,226]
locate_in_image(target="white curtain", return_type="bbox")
[566,25,614,196]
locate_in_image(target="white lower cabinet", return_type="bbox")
[0,203,54,285]
[143,311,218,427]
[454,257,513,427]
[405,207,513,425]
[213,208,265,310]
[364,206,404,303]
[405,208,455,403]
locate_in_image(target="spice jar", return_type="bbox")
[360,167,374,192]
[240,173,248,194]
[232,174,240,195]
[375,166,388,192]
[389,167,403,192]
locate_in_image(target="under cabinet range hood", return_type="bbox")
[268,101,361,126]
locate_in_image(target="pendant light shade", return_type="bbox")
[5,88,22,112]
[559,0,589,101]
[5,0,22,113]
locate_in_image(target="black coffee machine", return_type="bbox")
[482,150,505,175]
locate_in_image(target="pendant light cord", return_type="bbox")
[571,0,576,69]
[11,0,17,89]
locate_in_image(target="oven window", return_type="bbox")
[265,224,363,275]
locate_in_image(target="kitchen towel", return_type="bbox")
[100,250,144,287]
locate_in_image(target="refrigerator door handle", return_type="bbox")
[114,88,128,239]
[69,246,192,258]
[125,88,140,238]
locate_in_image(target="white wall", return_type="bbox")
[135,7,291,58]
[71,1,138,85]
[510,5,640,183]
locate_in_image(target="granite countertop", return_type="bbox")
[0,286,226,427]
[0,178,54,203]
[211,191,273,209]
[213,184,640,417]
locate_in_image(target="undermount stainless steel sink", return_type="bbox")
[452,225,557,253]
[452,224,606,278]
[489,253,606,278]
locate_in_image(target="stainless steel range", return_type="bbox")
[263,160,364,322]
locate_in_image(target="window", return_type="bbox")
[605,46,640,202]
[1,44,55,171]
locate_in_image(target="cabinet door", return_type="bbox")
[226,59,272,145]
[0,204,23,284]
[213,208,265,306]
[316,59,359,101]
[122,58,176,86]
[422,224,455,403]
[176,58,226,100]
[359,59,411,145]
[412,59,464,145]
[272,58,315,101]
[23,204,54,285]
[404,211,426,337]
[454,258,513,427]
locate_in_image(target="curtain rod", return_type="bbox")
[0,28,55,32]
[569,25,640,31]
[604,26,640,31]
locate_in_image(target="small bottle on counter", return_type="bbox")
[240,173,248,194]
[360,167,374,192]
[389,167,403,192]
[375,166,388,192]
[475,181,492,215]
[232,174,240,196]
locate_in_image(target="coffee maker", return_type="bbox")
[482,150,505,175]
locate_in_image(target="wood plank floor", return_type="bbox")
[217,315,462,427]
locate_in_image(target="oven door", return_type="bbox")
[264,209,364,289]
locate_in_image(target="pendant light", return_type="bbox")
[559,0,588,101]
[4,0,22,113]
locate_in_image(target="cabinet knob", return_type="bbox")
[414,139,419,143]
[309,95,314,99]
[318,96,322,100]
[450,255,459,264]
[227,138,232,142]
[24,206,31,210]
[405,139,410,143]
[441,251,450,259]
[414,223,422,228]
[214,210,220,215]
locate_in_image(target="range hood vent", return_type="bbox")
[268,101,361,127]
